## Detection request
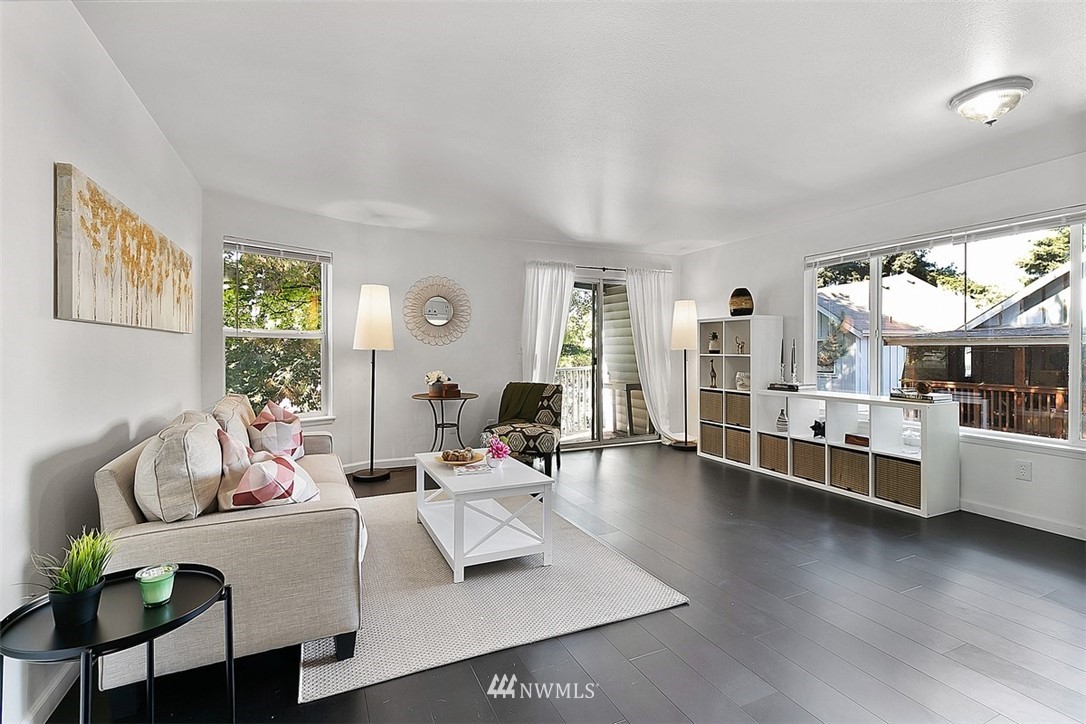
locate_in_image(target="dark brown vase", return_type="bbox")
[729,288,754,316]
[49,580,104,629]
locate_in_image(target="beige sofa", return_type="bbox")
[94,394,366,689]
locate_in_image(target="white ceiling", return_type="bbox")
[75,1,1086,254]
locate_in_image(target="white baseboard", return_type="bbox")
[960,498,1085,540]
[21,663,77,724]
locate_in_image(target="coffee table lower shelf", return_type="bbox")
[418,497,551,582]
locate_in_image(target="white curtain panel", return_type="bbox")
[626,267,680,442]
[521,261,576,382]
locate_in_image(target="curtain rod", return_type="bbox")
[574,265,672,273]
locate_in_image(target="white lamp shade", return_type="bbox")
[353,284,394,351]
[670,299,698,350]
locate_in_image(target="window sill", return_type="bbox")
[958,429,1086,460]
[300,415,336,427]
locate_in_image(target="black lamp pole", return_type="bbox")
[353,349,390,482]
[673,347,697,451]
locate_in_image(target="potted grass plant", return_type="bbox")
[31,528,115,629]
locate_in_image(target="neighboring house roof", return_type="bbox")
[818,273,979,337]
[883,324,1070,346]
[818,267,1072,347]
[966,263,1071,330]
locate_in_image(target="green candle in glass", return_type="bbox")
[135,564,178,608]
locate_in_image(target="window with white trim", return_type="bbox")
[222,238,332,417]
[806,209,1086,443]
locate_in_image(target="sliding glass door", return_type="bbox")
[558,279,657,446]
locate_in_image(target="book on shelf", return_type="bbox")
[767,382,816,392]
[454,462,492,476]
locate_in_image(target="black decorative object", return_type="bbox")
[728,288,754,316]
[810,420,825,438]
[48,581,104,629]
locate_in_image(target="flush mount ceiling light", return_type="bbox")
[948,76,1034,126]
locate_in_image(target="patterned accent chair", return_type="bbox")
[484,382,563,476]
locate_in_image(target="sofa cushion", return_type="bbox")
[210,393,256,447]
[218,428,319,510]
[248,401,304,459]
[296,453,348,487]
[135,412,222,522]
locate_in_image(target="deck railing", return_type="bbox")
[556,366,593,434]
[903,379,1068,439]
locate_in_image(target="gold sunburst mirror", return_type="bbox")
[403,276,471,345]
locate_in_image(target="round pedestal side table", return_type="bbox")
[0,563,234,724]
[412,392,479,451]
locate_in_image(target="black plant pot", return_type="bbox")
[49,580,105,629]
[729,287,754,316]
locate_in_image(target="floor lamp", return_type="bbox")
[353,284,394,482]
[670,299,698,451]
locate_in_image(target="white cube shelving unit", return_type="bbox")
[754,389,960,517]
[696,315,783,469]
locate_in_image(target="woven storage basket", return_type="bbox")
[699,390,724,424]
[724,392,751,427]
[725,428,751,464]
[700,423,723,457]
[758,433,788,474]
[830,447,870,495]
[875,455,921,509]
[792,440,826,483]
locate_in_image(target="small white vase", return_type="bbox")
[486,454,505,469]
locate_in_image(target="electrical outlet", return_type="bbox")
[1015,460,1032,482]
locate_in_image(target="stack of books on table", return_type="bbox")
[454,462,492,476]
[889,389,954,403]
[767,382,816,392]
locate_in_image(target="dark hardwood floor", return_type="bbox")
[52,446,1086,723]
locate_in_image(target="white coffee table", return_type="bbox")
[415,451,554,583]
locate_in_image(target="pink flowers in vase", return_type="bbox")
[483,433,511,468]
[486,435,511,460]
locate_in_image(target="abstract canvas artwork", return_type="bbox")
[55,163,194,333]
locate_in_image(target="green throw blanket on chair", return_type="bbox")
[497,382,546,423]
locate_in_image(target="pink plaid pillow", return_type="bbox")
[247,401,304,459]
[217,428,319,511]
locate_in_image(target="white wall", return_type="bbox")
[0,3,203,721]
[201,191,682,469]
[682,153,1086,539]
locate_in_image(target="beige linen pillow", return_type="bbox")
[135,411,222,522]
[210,393,256,447]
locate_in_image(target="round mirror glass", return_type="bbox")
[423,296,453,326]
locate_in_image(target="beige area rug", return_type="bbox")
[298,491,687,702]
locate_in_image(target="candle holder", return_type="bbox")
[135,563,178,608]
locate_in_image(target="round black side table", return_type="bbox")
[0,563,234,724]
[412,392,479,450]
